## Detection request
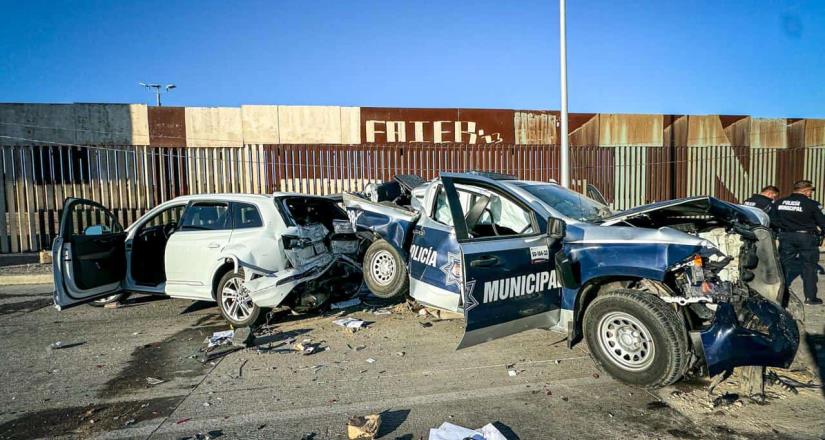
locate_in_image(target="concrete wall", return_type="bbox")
[0,103,822,148]
[0,103,148,145]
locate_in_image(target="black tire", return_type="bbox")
[583,289,689,388]
[88,293,130,307]
[216,269,265,327]
[362,240,408,299]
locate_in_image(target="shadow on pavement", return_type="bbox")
[804,326,825,398]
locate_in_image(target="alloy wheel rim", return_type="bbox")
[370,250,396,286]
[597,311,656,371]
[221,276,253,321]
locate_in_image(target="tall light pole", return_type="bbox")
[559,0,570,188]
[139,83,176,106]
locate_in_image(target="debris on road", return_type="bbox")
[175,417,192,425]
[346,414,381,439]
[295,340,324,355]
[145,377,166,385]
[507,370,518,377]
[334,317,367,329]
[366,358,376,363]
[371,307,392,315]
[232,327,254,347]
[427,422,506,440]
[206,330,235,348]
[331,298,362,309]
[49,341,85,350]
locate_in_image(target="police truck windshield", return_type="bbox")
[519,183,612,222]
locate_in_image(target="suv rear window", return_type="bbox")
[233,203,263,229]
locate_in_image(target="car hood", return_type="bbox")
[599,196,766,227]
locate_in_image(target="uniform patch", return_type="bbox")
[410,244,438,267]
[530,245,550,263]
[481,271,560,303]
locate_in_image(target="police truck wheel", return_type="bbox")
[363,240,408,300]
[583,289,689,388]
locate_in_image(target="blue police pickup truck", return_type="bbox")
[343,172,800,388]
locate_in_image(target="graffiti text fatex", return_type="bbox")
[366,120,503,143]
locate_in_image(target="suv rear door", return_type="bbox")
[53,198,126,309]
[439,174,564,348]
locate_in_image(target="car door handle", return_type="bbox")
[471,255,500,267]
[208,243,221,249]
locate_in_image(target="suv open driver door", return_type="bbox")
[439,174,564,349]
[53,198,126,309]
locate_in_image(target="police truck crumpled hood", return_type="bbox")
[583,196,800,377]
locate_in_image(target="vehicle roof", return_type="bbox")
[169,192,332,203]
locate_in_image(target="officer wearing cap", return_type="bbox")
[743,185,779,213]
[770,180,825,305]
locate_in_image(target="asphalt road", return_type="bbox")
[0,280,823,440]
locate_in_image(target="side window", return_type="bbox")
[142,205,185,229]
[66,202,122,237]
[179,202,231,231]
[435,184,535,239]
[233,203,263,229]
[432,186,474,227]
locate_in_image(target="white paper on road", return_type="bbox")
[427,422,506,440]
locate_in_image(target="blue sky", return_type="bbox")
[1,0,823,117]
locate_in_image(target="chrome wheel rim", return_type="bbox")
[370,250,396,286]
[221,276,253,322]
[597,311,655,371]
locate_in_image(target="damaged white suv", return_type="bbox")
[52,194,362,326]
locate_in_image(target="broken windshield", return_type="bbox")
[519,183,612,223]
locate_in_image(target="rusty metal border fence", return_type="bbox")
[1,144,824,254]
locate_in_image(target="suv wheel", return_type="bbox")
[363,240,408,299]
[583,289,689,388]
[216,270,264,327]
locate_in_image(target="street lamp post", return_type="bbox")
[139,83,176,106]
[559,0,570,188]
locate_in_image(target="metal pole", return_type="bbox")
[156,87,162,107]
[559,0,570,188]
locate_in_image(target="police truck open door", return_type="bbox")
[52,198,126,309]
[438,174,565,348]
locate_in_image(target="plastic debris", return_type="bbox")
[507,370,518,377]
[366,358,376,364]
[331,298,362,309]
[347,414,381,439]
[295,342,319,355]
[49,341,85,350]
[334,317,367,329]
[427,422,506,440]
[146,377,166,385]
[372,307,392,315]
[206,330,235,348]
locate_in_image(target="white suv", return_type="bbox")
[52,193,362,326]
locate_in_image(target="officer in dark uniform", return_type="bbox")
[770,180,825,305]
[743,185,779,213]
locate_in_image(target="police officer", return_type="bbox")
[743,185,779,213]
[770,180,825,305]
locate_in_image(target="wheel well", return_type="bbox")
[570,277,643,347]
[211,261,235,300]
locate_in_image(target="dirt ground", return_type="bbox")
[0,274,823,439]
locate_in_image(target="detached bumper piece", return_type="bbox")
[243,255,361,308]
[697,295,799,377]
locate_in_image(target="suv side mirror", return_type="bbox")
[548,217,566,240]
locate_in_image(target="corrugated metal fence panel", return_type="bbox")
[2,144,825,253]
